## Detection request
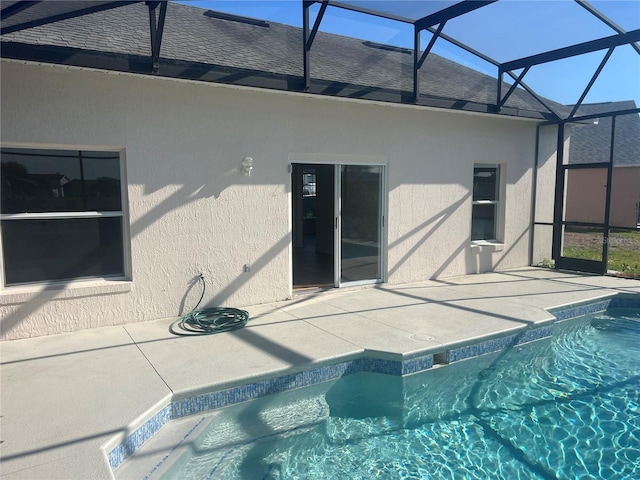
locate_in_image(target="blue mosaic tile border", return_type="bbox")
[446,325,553,364]
[108,404,172,470]
[549,293,640,321]
[109,292,639,470]
[551,298,612,321]
[400,353,434,375]
[171,359,361,419]
[609,294,640,309]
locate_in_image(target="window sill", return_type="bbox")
[1,278,132,305]
[470,241,504,252]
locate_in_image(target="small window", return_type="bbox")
[1,147,126,285]
[472,164,500,242]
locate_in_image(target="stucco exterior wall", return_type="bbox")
[531,124,561,265]
[1,61,539,339]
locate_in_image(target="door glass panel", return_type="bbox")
[292,164,334,288]
[564,168,607,224]
[340,165,382,283]
[562,225,604,263]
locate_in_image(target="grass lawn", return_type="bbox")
[562,229,640,278]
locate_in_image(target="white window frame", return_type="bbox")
[0,146,130,288]
[471,163,502,244]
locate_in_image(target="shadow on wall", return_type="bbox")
[0,143,291,339]
[387,192,471,279]
[1,69,300,337]
[387,195,531,281]
[1,85,536,339]
[463,227,531,276]
[384,119,533,281]
[0,188,212,339]
[490,228,530,270]
[1,230,292,339]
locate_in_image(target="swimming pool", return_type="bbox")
[156,307,640,479]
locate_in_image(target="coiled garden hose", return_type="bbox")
[169,274,249,336]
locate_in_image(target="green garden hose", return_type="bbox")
[169,274,249,336]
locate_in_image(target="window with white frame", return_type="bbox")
[472,164,501,242]
[1,147,126,285]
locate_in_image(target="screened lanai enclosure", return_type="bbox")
[2,0,640,282]
[532,107,640,277]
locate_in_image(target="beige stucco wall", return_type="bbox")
[531,124,561,265]
[1,60,539,339]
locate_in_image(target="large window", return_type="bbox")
[1,147,126,285]
[471,164,501,242]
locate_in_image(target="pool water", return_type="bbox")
[162,309,640,479]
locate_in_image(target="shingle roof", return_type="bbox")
[1,2,571,119]
[568,101,640,166]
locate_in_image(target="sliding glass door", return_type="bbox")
[338,165,384,285]
[292,163,384,289]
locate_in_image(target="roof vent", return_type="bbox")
[362,41,411,55]
[204,10,269,28]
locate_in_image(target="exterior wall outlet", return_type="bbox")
[244,264,250,273]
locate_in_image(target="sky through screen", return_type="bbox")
[177,0,640,107]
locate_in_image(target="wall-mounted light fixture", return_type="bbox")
[241,156,253,176]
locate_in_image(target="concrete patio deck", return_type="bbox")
[1,267,638,479]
